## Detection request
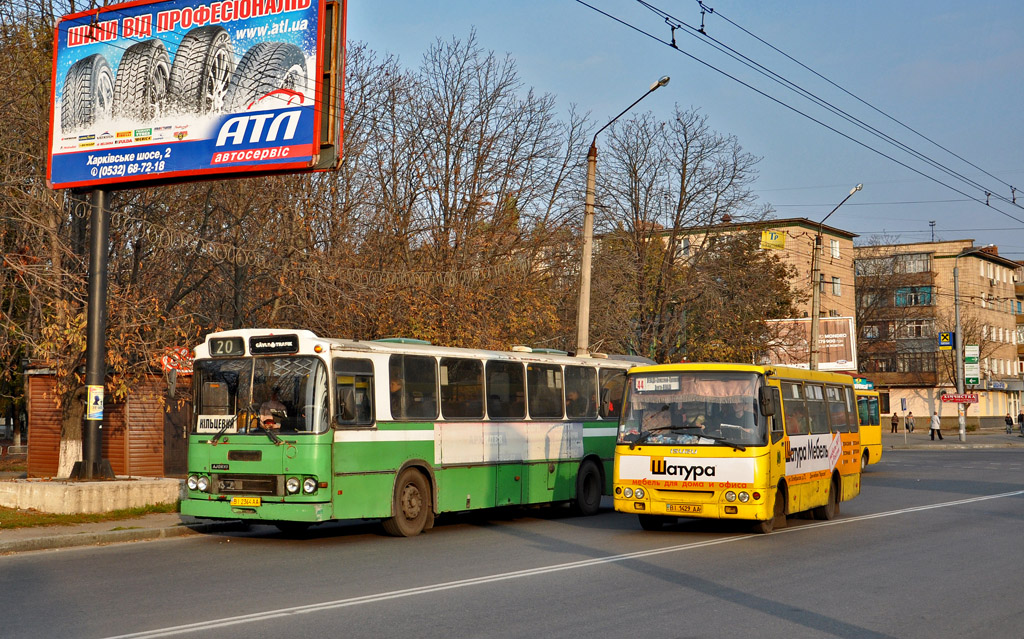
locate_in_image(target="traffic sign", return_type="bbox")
[941,393,978,404]
[964,344,980,384]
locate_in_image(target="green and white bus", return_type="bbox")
[181,329,649,536]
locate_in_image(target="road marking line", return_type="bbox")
[104,489,1024,639]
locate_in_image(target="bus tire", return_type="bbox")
[861,451,869,471]
[638,514,669,531]
[572,459,602,516]
[383,468,431,537]
[754,485,787,534]
[813,476,840,521]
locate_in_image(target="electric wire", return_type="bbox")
[569,0,1024,226]
[636,0,1022,213]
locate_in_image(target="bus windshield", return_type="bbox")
[193,356,330,434]
[619,371,765,447]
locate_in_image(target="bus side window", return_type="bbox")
[487,361,525,420]
[334,357,374,426]
[565,365,598,419]
[390,354,438,421]
[781,382,808,435]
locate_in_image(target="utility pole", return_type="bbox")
[809,184,862,370]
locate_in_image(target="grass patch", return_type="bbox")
[0,458,26,473]
[0,502,178,530]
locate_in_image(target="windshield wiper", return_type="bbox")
[211,403,256,444]
[252,421,283,445]
[694,433,746,452]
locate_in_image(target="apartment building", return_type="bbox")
[854,240,1021,420]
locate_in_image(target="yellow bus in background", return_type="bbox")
[854,381,881,469]
[613,363,861,534]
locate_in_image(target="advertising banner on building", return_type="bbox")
[764,316,858,372]
[48,0,327,189]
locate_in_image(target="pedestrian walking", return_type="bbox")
[930,411,943,440]
[891,413,899,433]
[1006,413,1014,434]
[905,412,915,433]
[1017,409,1024,437]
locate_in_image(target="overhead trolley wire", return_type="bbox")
[569,0,1024,226]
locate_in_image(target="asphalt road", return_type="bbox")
[4,448,1024,639]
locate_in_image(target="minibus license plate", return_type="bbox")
[667,503,701,513]
[230,497,261,507]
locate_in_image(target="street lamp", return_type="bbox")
[953,244,993,442]
[576,76,670,357]
[809,184,862,370]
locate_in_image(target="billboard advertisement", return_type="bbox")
[48,0,337,189]
[764,316,858,372]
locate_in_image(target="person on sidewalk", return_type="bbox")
[891,413,899,433]
[1017,409,1024,437]
[1006,413,1015,435]
[906,412,915,433]
[930,411,943,440]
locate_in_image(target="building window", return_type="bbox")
[830,239,840,259]
[832,277,841,296]
[863,325,880,339]
[891,319,932,339]
[897,352,936,373]
[894,286,933,307]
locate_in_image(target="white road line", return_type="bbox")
[105,489,1024,639]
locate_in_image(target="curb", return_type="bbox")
[0,520,244,555]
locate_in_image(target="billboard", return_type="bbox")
[764,316,857,372]
[48,0,345,189]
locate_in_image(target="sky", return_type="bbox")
[347,0,1024,258]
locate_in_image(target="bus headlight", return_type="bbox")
[302,478,317,494]
[196,476,210,492]
[187,475,199,490]
[286,477,300,494]
[725,491,737,502]
[623,487,633,498]
[634,488,645,499]
[738,492,750,503]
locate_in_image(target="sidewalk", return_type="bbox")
[883,425,1024,450]
[0,512,242,555]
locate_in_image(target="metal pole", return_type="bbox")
[954,261,966,442]
[809,233,822,369]
[574,76,669,357]
[75,188,114,479]
[575,142,598,357]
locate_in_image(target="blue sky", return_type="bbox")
[348,0,1024,257]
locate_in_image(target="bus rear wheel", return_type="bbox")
[572,459,602,516]
[861,451,869,471]
[812,477,840,520]
[383,468,431,537]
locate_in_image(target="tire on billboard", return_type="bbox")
[225,41,307,112]
[61,53,115,132]
[168,25,236,116]
[113,38,171,122]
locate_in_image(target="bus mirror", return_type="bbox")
[758,387,777,417]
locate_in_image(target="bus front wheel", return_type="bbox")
[753,486,787,534]
[383,468,431,537]
[812,477,840,521]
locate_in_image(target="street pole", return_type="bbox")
[954,256,966,442]
[809,184,861,370]
[575,76,669,357]
[72,188,115,480]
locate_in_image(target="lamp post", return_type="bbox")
[576,76,670,357]
[809,184,862,370]
[953,245,992,442]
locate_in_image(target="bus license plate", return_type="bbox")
[230,497,261,507]
[667,503,701,514]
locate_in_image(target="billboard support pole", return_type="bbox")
[71,188,115,480]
